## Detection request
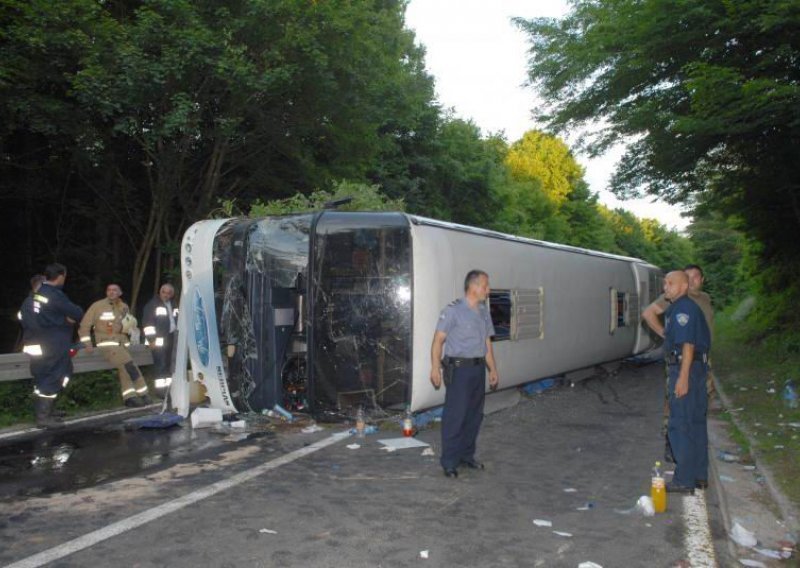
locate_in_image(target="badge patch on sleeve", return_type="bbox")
[676,313,690,326]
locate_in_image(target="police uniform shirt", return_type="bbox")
[654,291,714,337]
[436,298,495,358]
[664,295,711,357]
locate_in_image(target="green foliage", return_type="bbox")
[714,302,800,507]
[515,0,800,277]
[0,0,437,313]
[0,370,121,427]
[0,380,35,428]
[505,131,584,204]
[248,180,405,217]
[688,213,748,308]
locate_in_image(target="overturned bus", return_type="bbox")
[170,212,661,418]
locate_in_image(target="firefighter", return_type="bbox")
[28,264,84,428]
[79,283,152,407]
[141,283,179,394]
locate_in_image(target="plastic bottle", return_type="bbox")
[402,406,414,437]
[651,460,667,513]
[783,380,799,409]
[355,407,366,438]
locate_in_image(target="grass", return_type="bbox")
[0,367,158,429]
[712,301,800,510]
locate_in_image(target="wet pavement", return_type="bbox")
[0,361,735,567]
[0,423,249,499]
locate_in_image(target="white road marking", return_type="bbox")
[5,432,350,568]
[683,490,718,567]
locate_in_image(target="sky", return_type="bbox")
[404,0,690,230]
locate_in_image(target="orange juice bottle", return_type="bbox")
[651,460,667,513]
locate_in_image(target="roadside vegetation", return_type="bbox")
[713,302,800,508]
[0,369,155,429]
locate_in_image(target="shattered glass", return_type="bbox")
[213,215,312,413]
[310,213,412,417]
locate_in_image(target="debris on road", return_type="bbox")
[190,407,223,428]
[636,496,655,517]
[578,562,603,568]
[420,448,435,457]
[348,425,378,436]
[259,529,277,534]
[738,559,767,567]
[229,420,246,429]
[377,437,429,451]
[346,443,361,450]
[576,502,594,511]
[123,412,184,430]
[752,547,785,560]
[532,519,552,527]
[301,424,324,434]
[719,474,736,483]
[563,487,577,493]
[552,531,572,537]
[419,550,429,559]
[717,450,740,462]
[730,522,758,547]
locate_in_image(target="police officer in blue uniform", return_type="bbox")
[661,270,711,493]
[430,270,499,478]
[31,263,84,428]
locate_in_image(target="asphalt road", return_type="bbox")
[0,360,728,567]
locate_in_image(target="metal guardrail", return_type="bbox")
[0,345,154,382]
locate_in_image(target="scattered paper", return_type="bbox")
[753,547,783,560]
[419,550,429,559]
[377,437,430,450]
[301,424,324,434]
[576,503,594,511]
[229,420,246,429]
[719,475,736,482]
[636,496,655,517]
[742,465,756,471]
[533,519,552,527]
[420,447,435,457]
[730,522,758,548]
[553,531,573,538]
[773,445,785,449]
[346,443,361,450]
[563,488,577,493]
[578,563,602,568]
[259,529,277,534]
[738,560,767,568]
[380,446,397,453]
[190,407,223,429]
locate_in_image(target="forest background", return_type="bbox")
[0,0,797,364]
[1,0,696,348]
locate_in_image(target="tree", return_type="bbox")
[247,180,405,217]
[688,212,747,308]
[515,0,800,270]
[0,0,439,318]
[505,130,584,204]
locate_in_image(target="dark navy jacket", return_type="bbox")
[35,283,84,356]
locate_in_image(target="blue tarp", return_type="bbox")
[520,378,558,395]
[123,413,184,430]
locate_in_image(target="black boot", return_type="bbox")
[35,397,65,429]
